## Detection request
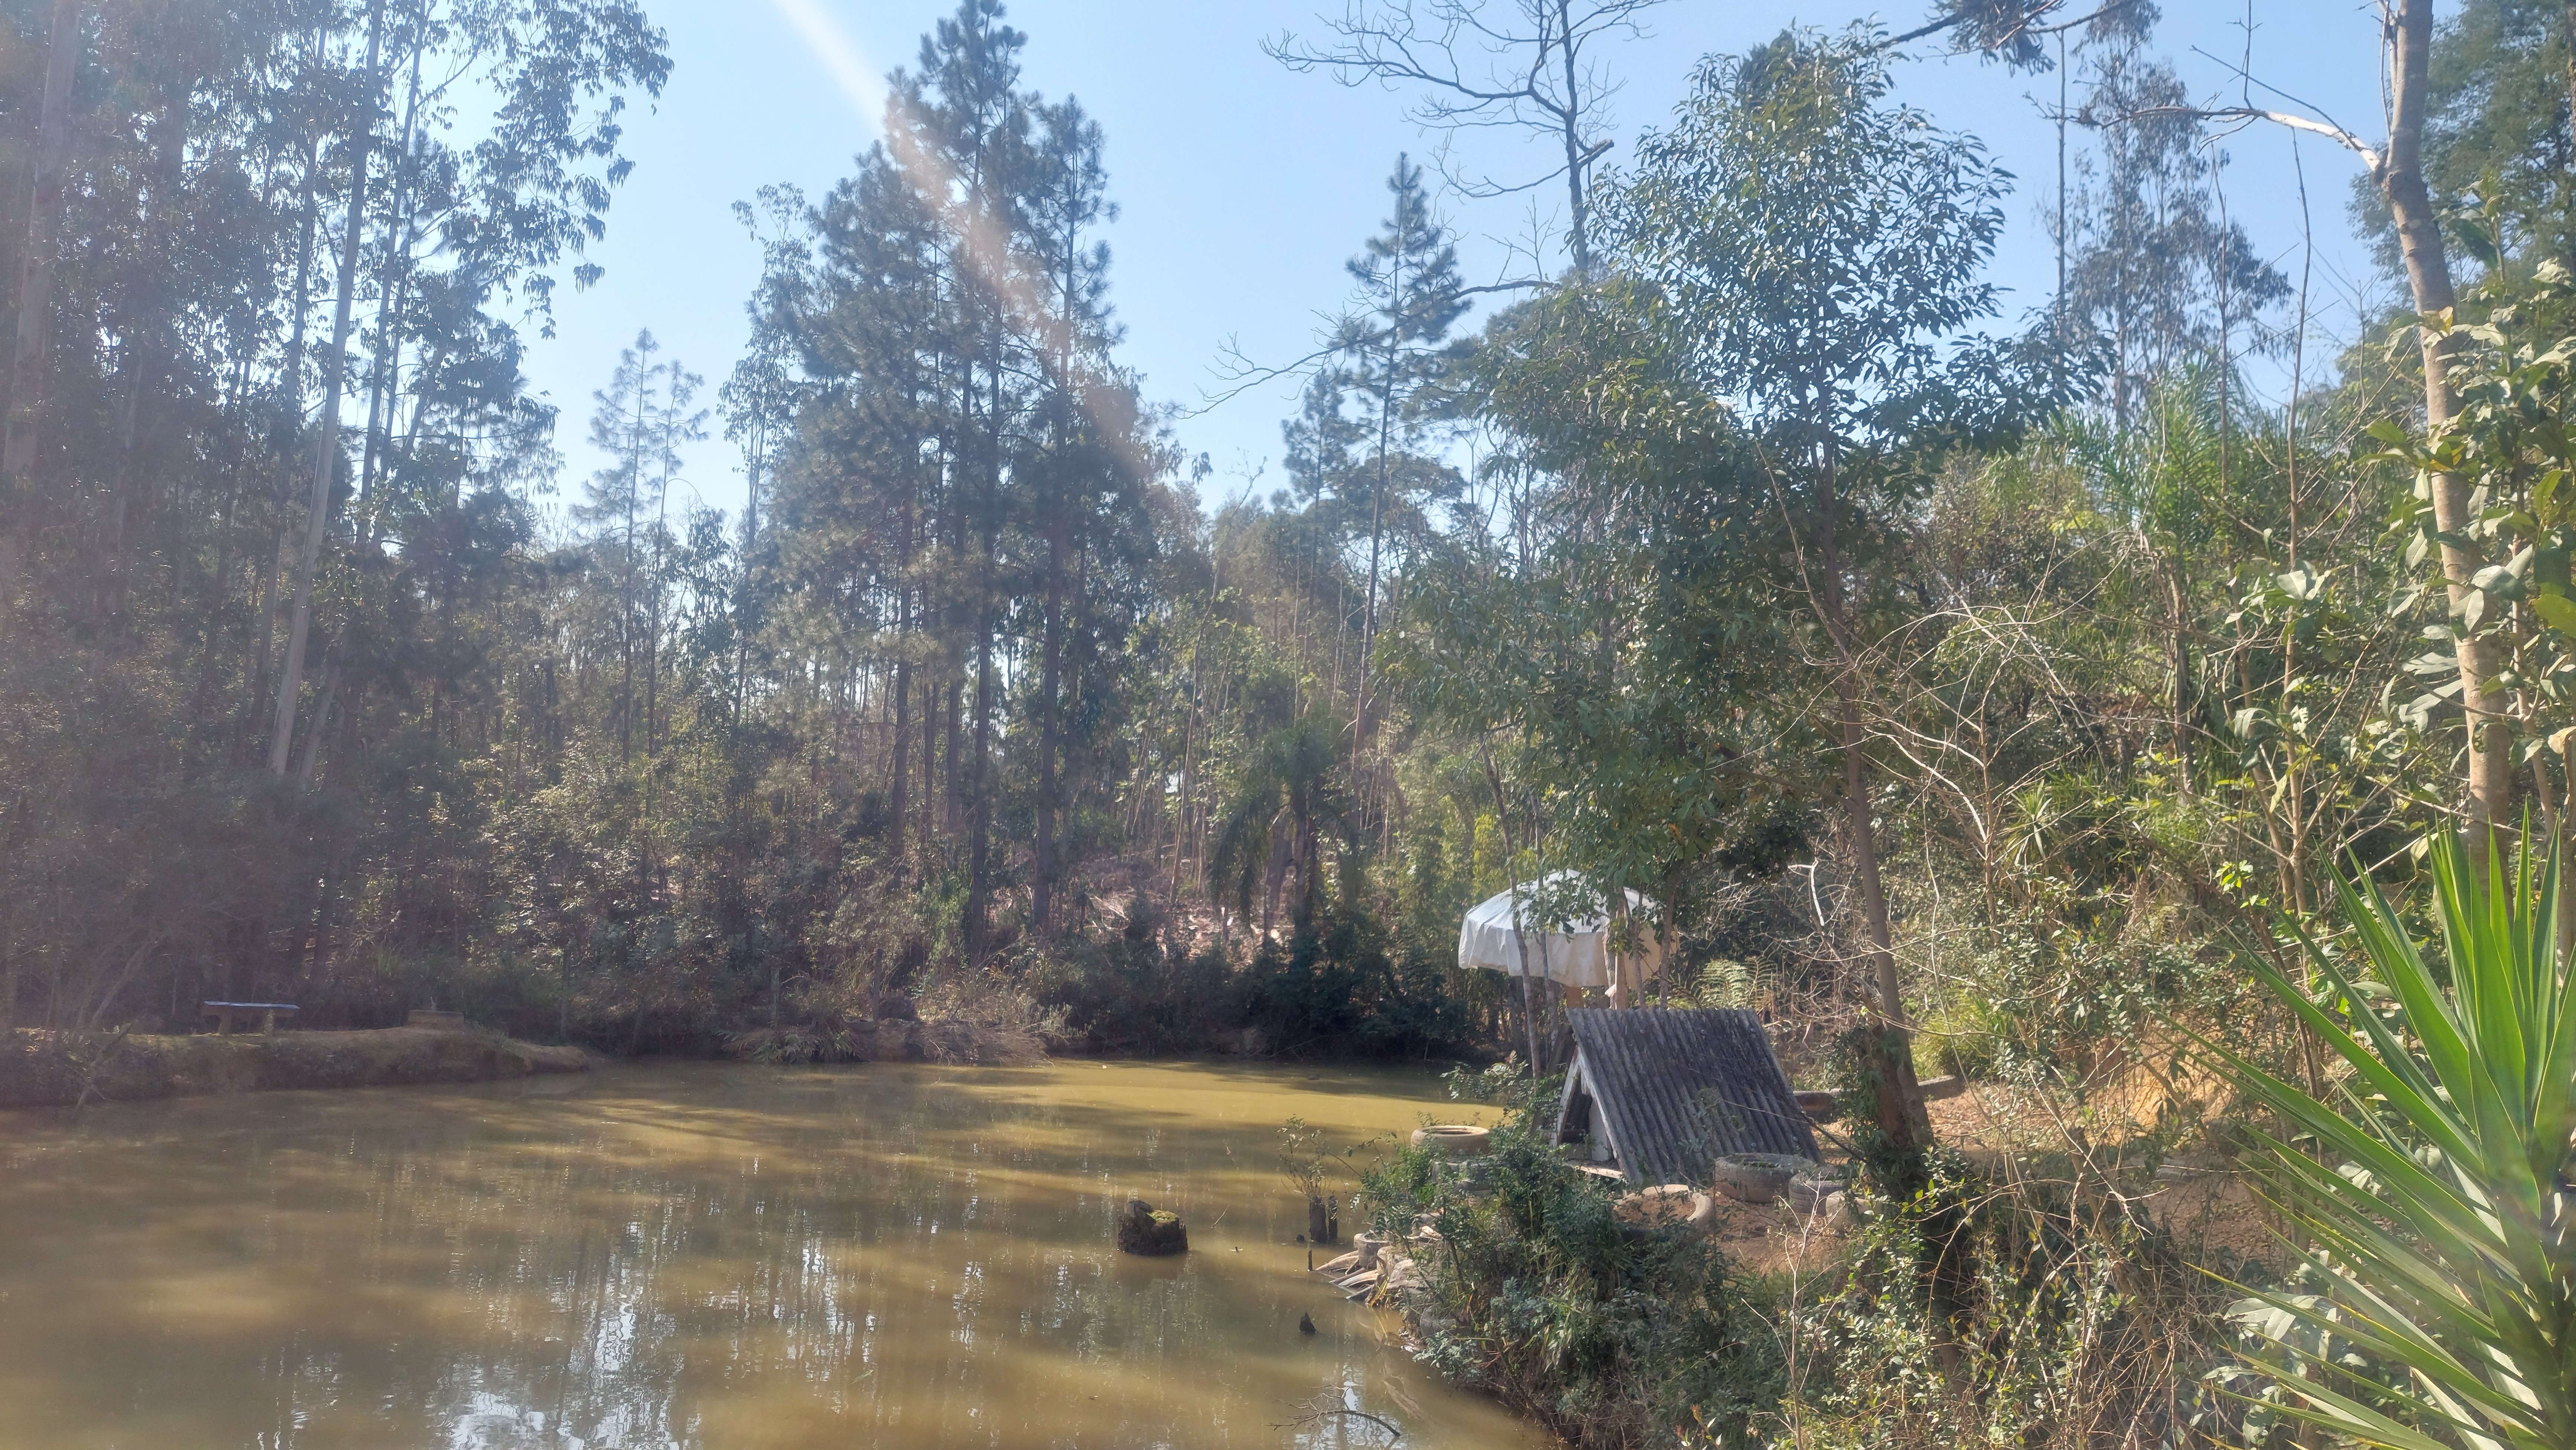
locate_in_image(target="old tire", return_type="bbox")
[1788,1165,1848,1213]
[1614,1184,1715,1234]
[1410,1124,1492,1157]
[1710,1152,1817,1204]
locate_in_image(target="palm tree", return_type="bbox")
[1209,715,1352,939]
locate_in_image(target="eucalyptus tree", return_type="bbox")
[2135,0,2508,869]
[2368,0,2508,872]
[1404,276,1799,993]
[0,0,87,624]
[269,0,388,778]
[1613,26,2061,1162]
[0,0,670,1026]
[347,0,673,527]
[2399,0,2576,278]
[283,0,669,774]
[2065,36,2287,425]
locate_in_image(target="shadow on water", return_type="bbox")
[0,1060,1534,1450]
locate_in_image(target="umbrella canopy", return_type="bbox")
[1457,872,1662,992]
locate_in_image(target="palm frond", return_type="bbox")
[2212,830,2576,1450]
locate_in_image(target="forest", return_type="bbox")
[8,0,2576,1444]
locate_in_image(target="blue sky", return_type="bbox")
[518,0,2398,530]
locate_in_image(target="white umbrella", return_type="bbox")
[1457,871,1662,998]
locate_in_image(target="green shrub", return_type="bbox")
[1242,904,1477,1058]
[1772,1153,2232,1450]
[1361,1096,1784,1447]
[1024,935,1238,1055]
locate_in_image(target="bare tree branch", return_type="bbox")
[1274,1398,1405,1443]
[1263,0,1665,272]
[1190,279,1544,416]
[2115,104,2381,173]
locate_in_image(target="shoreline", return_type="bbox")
[0,1026,593,1109]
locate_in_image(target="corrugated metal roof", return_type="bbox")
[1554,1008,1816,1184]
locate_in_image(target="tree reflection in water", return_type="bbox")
[0,1061,1536,1450]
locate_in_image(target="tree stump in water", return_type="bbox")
[1305,1194,1339,1244]
[1117,1198,1188,1256]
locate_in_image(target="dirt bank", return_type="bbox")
[0,1026,592,1109]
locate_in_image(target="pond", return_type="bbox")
[0,1061,1542,1450]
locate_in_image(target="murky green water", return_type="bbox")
[0,1061,1536,1450]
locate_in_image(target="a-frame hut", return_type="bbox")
[1552,1008,1815,1185]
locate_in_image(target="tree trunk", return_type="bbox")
[2564,1,2576,135]
[356,35,425,533]
[1359,309,1395,757]
[1262,827,1290,938]
[734,420,761,724]
[923,669,941,850]
[269,0,388,776]
[1515,970,1543,1075]
[888,487,914,868]
[248,49,323,750]
[966,616,995,958]
[1840,671,1933,1154]
[1658,864,1681,1006]
[943,676,962,833]
[1812,439,1930,1163]
[1555,0,1592,274]
[2386,0,2511,873]
[2166,555,2191,780]
[294,642,343,792]
[183,458,246,763]
[97,345,147,625]
[0,0,86,626]
[101,87,189,632]
[963,361,1005,958]
[891,639,913,868]
[0,911,17,1028]
[1033,514,1066,934]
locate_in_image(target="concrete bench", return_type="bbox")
[200,1001,299,1035]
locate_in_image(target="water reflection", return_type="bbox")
[0,1061,1534,1450]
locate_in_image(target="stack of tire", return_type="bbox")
[1710,1152,1846,1212]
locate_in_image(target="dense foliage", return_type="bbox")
[1363,1103,1783,1447]
[12,0,2576,1436]
[0,0,2564,1060]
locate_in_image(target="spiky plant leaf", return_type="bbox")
[2211,831,2576,1450]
